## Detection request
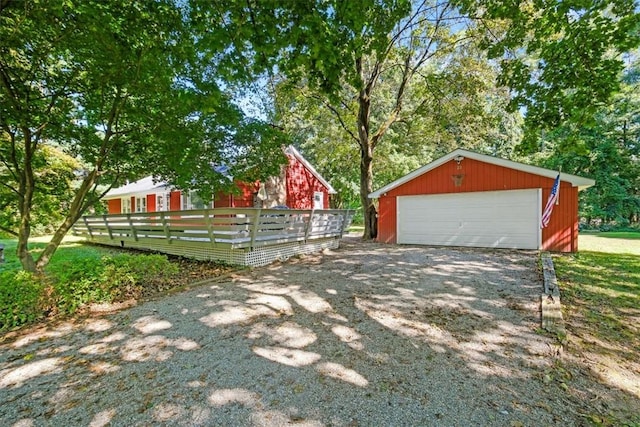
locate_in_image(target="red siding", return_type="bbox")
[107,199,121,214]
[214,191,233,208]
[215,182,255,208]
[285,154,330,209]
[377,158,578,252]
[233,182,256,207]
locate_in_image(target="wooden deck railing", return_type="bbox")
[73,208,354,250]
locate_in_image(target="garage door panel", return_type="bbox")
[397,189,540,249]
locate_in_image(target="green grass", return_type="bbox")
[347,225,364,233]
[0,236,111,274]
[559,232,640,347]
[578,231,640,255]
[553,232,640,424]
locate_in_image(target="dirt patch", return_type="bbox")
[0,237,638,426]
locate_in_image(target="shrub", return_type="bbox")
[0,252,180,330]
[0,271,46,331]
[51,253,179,313]
[99,253,179,300]
[51,257,109,315]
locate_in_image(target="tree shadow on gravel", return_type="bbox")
[1,239,639,426]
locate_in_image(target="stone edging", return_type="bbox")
[540,252,567,346]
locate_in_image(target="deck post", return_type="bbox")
[339,210,349,237]
[205,209,216,247]
[304,209,314,242]
[250,208,262,250]
[161,212,171,242]
[127,213,138,241]
[103,215,113,240]
[83,216,94,239]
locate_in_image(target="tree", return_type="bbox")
[0,0,285,272]
[274,40,521,215]
[207,1,491,238]
[455,0,640,147]
[0,140,82,237]
[201,0,637,239]
[530,54,640,226]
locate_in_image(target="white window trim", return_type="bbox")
[122,198,132,214]
[156,192,171,212]
[135,196,147,213]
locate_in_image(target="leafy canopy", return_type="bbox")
[455,0,640,147]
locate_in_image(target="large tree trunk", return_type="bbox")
[34,169,100,271]
[17,131,37,272]
[356,64,378,240]
[359,143,377,239]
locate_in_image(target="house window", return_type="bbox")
[135,196,147,213]
[122,198,131,213]
[156,192,171,212]
[181,190,212,210]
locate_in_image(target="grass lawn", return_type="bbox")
[578,231,640,255]
[552,231,640,424]
[0,235,108,274]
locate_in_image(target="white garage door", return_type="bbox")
[397,189,541,249]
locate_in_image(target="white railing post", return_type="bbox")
[250,208,262,250]
[83,216,93,239]
[103,214,113,239]
[205,208,216,247]
[161,212,171,242]
[127,213,138,241]
[304,209,314,242]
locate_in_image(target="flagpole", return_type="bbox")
[556,166,561,206]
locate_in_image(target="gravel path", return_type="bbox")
[1,239,588,426]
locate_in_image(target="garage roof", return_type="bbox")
[369,149,596,198]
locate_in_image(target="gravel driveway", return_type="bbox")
[1,238,582,426]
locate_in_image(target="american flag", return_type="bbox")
[541,174,560,228]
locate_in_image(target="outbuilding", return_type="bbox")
[369,149,595,252]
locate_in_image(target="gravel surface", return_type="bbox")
[0,238,613,426]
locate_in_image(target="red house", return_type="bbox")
[104,145,336,214]
[369,149,595,252]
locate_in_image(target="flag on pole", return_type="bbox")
[541,174,560,228]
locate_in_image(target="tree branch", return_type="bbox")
[313,94,360,146]
[0,224,18,237]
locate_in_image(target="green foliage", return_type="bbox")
[1,0,288,271]
[456,0,640,141]
[192,0,412,95]
[0,271,45,331]
[0,143,81,236]
[49,253,179,315]
[0,247,179,329]
[529,55,640,227]
[277,39,522,211]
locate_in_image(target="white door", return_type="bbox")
[313,191,324,209]
[397,189,541,249]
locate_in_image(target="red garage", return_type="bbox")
[369,149,595,252]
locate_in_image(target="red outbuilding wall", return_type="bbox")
[377,158,579,252]
[285,154,330,209]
